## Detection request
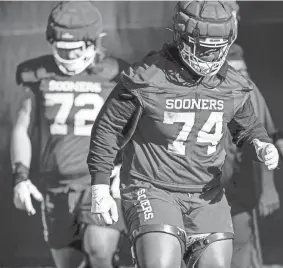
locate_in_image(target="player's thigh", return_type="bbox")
[184,190,233,236]
[135,232,182,268]
[41,190,81,249]
[121,181,185,268]
[41,190,85,268]
[196,239,233,268]
[183,190,234,267]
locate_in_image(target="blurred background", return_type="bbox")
[1,1,283,267]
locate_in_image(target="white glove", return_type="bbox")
[13,180,43,216]
[91,184,118,225]
[253,139,279,170]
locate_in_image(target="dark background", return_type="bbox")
[0,1,283,266]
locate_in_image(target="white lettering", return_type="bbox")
[48,80,102,93]
[137,189,154,221]
[165,98,224,111]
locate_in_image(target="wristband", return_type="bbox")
[12,162,29,187]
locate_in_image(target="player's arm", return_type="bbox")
[87,82,143,224]
[228,94,279,170]
[11,91,33,171]
[11,88,42,215]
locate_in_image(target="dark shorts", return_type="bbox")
[41,186,125,249]
[121,180,233,243]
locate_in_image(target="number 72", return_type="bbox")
[45,93,104,136]
[163,111,224,156]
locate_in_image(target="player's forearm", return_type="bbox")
[11,126,32,169]
[88,84,140,186]
[229,119,271,147]
[228,96,272,147]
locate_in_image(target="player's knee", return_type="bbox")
[85,245,110,261]
[83,226,120,263]
[134,232,182,268]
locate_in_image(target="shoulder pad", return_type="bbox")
[88,56,130,81]
[16,55,58,85]
[121,51,168,89]
[226,64,254,92]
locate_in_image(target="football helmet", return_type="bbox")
[172,1,237,76]
[46,1,104,75]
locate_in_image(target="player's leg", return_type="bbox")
[230,208,261,268]
[182,188,234,268]
[50,247,85,268]
[41,190,85,268]
[231,210,253,268]
[83,225,120,268]
[193,235,233,268]
[78,187,125,268]
[134,231,183,268]
[121,180,186,268]
[250,208,263,268]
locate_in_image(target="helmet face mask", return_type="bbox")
[52,40,97,76]
[173,1,237,77]
[176,33,233,76]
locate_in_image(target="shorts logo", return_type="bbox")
[137,189,154,221]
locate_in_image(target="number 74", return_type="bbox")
[163,111,224,156]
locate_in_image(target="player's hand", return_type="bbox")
[91,184,118,225]
[13,180,43,216]
[259,188,280,217]
[110,165,121,199]
[253,139,279,170]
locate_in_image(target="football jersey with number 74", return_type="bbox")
[88,47,272,192]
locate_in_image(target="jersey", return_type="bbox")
[88,45,271,193]
[16,55,128,188]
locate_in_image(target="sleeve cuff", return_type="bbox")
[91,171,111,186]
[271,130,283,143]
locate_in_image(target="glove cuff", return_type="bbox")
[12,162,29,187]
[92,184,110,199]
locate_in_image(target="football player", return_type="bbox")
[87,1,279,268]
[11,2,128,268]
[223,2,282,268]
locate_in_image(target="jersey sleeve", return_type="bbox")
[228,94,272,147]
[87,82,142,186]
